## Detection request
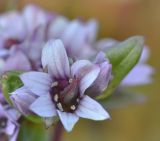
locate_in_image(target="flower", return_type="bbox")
[0,11,25,48]
[11,39,112,132]
[95,39,154,86]
[0,49,31,73]
[121,46,155,86]
[0,5,100,72]
[0,5,56,72]
[0,104,19,141]
[48,17,98,60]
[0,94,20,141]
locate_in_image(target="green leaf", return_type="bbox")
[18,119,50,141]
[97,36,144,100]
[1,71,23,104]
[0,71,43,124]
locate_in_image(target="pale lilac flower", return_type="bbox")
[0,5,99,71]
[22,5,54,41]
[11,87,37,115]
[49,18,98,60]
[95,38,154,86]
[0,47,31,75]
[0,104,19,141]
[2,49,31,72]
[0,5,55,72]
[0,11,25,48]
[121,46,155,86]
[0,5,53,47]
[0,94,20,141]
[11,39,111,132]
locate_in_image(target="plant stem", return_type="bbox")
[52,121,64,141]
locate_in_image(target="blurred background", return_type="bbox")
[0,0,159,141]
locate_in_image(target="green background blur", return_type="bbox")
[0,0,160,141]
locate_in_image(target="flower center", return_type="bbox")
[50,78,80,113]
[4,39,21,49]
[0,117,7,129]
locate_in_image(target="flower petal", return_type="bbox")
[57,110,79,132]
[5,121,16,135]
[61,20,95,59]
[10,127,19,141]
[41,39,70,78]
[48,16,69,39]
[86,61,112,97]
[85,19,98,43]
[30,95,57,117]
[0,11,26,40]
[4,51,31,72]
[22,4,51,39]
[79,66,100,96]
[76,95,110,120]
[20,71,52,96]
[121,64,155,86]
[10,86,36,115]
[71,60,92,77]
[94,51,107,63]
[71,60,100,96]
[139,46,149,63]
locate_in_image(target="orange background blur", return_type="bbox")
[0,0,160,141]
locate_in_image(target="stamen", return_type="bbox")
[1,121,6,128]
[70,105,76,110]
[76,98,80,102]
[57,103,63,111]
[43,65,48,73]
[54,94,58,102]
[69,78,73,83]
[51,82,58,87]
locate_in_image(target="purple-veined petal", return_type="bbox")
[41,39,70,78]
[0,11,26,41]
[20,41,44,68]
[22,4,52,39]
[0,104,7,116]
[57,110,79,132]
[5,107,21,122]
[79,66,100,96]
[20,71,52,96]
[121,64,155,86]
[0,104,19,141]
[48,16,69,39]
[86,61,112,97]
[71,60,100,96]
[61,20,95,59]
[30,95,57,117]
[94,51,107,64]
[76,95,110,120]
[71,60,92,77]
[10,127,19,141]
[61,20,80,47]
[5,121,16,136]
[75,43,96,59]
[3,51,31,71]
[10,86,36,115]
[85,19,98,43]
